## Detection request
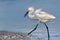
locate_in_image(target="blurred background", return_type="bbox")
[0,0,60,40]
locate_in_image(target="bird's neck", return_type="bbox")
[28,12,35,19]
[28,11,33,15]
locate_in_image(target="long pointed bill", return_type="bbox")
[24,11,29,17]
[44,23,50,40]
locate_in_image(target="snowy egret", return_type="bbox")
[0,24,38,40]
[24,7,56,40]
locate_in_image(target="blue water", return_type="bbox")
[0,0,60,40]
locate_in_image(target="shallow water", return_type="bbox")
[0,0,60,40]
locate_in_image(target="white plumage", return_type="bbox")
[34,9,56,23]
[24,7,56,23]
[24,7,56,40]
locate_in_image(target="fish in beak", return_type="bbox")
[24,10,29,17]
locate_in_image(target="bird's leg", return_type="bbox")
[28,23,39,35]
[23,24,39,37]
[44,23,50,40]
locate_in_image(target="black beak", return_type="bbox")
[24,11,29,17]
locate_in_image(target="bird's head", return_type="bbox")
[24,7,34,17]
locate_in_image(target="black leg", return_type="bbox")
[44,23,50,40]
[28,24,39,35]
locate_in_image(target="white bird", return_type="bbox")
[24,7,56,40]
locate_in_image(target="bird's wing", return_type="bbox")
[35,12,54,20]
[35,9,56,20]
